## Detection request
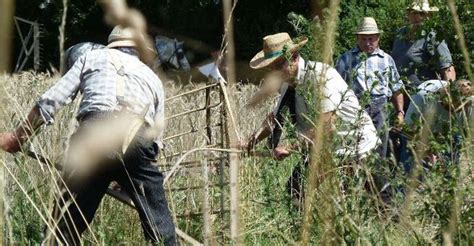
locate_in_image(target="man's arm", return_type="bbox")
[0,105,44,153]
[439,65,456,82]
[244,112,274,150]
[391,90,405,127]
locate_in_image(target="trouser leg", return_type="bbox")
[44,170,111,245]
[286,154,309,202]
[118,134,177,245]
[366,97,388,158]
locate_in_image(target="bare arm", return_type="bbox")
[391,90,405,127]
[440,65,456,82]
[245,112,274,150]
[0,105,44,153]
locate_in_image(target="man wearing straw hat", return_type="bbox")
[392,0,456,89]
[0,26,177,245]
[242,32,379,203]
[336,17,405,159]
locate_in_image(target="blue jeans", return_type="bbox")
[46,113,177,245]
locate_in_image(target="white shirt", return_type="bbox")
[296,57,379,158]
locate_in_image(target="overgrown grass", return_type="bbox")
[1,71,472,245]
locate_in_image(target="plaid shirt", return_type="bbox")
[335,47,403,98]
[37,48,165,140]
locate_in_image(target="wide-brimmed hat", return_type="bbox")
[250,32,308,69]
[407,0,439,12]
[107,25,136,48]
[355,17,381,35]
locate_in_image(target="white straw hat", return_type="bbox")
[250,32,308,69]
[107,25,137,48]
[407,0,439,12]
[355,17,381,35]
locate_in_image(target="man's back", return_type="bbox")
[39,48,164,127]
[304,61,379,157]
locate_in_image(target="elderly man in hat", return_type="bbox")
[0,26,177,245]
[336,17,404,158]
[392,0,456,89]
[242,32,379,203]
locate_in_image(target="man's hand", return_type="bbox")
[272,146,290,161]
[0,132,22,153]
[394,111,405,129]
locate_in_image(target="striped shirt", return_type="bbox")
[335,47,403,98]
[37,48,165,140]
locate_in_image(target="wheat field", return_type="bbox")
[0,71,472,245]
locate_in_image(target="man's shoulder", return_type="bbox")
[374,49,393,59]
[306,60,333,72]
[339,47,359,58]
[396,26,408,34]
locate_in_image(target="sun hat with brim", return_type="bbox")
[250,32,308,69]
[107,25,137,48]
[407,0,439,12]
[355,17,381,35]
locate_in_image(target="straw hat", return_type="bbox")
[355,17,381,35]
[107,25,137,48]
[250,32,308,69]
[407,0,439,12]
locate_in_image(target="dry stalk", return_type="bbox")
[222,0,242,244]
[447,0,473,81]
[301,0,341,244]
[0,0,14,73]
[444,4,474,242]
[97,0,165,77]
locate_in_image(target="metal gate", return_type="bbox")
[160,77,231,245]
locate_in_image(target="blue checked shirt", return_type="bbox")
[335,47,403,98]
[37,48,165,141]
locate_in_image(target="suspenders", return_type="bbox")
[107,49,127,107]
[106,48,151,126]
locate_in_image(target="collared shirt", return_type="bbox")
[335,47,404,98]
[37,47,165,141]
[391,26,453,85]
[273,57,379,158]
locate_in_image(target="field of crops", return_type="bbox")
[0,71,472,245]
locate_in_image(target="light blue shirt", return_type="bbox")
[336,47,404,98]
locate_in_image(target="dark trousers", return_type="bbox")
[44,114,177,245]
[365,96,388,158]
[286,154,309,202]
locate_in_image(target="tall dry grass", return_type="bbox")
[1,67,473,244]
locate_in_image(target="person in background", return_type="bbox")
[392,0,456,91]
[336,17,404,158]
[0,26,178,245]
[391,0,457,165]
[400,79,472,176]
